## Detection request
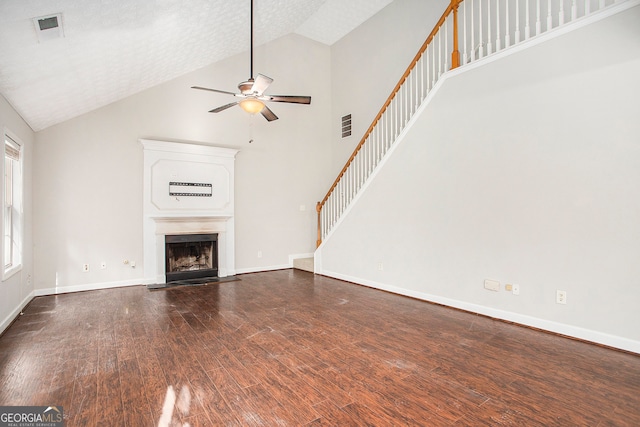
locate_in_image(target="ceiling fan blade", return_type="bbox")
[192,86,238,96]
[261,105,279,122]
[251,74,273,96]
[209,102,239,113]
[264,95,311,104]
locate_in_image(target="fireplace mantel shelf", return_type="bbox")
[152,216,232,237]
[151,215,233,222]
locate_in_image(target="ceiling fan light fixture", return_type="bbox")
[239,98,265,114]
[191,0,309,122]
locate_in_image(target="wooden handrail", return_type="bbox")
[316,0,461,246]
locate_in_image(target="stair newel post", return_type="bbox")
[451,0,462,69]
[316,202,322,247]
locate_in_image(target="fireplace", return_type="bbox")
[142,139,238,283]
[165,233,218,282]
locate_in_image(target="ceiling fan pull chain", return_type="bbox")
[249,114,255,143]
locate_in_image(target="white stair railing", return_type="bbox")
[461,0,623,63]
[317,0,629,247]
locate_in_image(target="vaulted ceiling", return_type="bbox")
[0,0,392,132]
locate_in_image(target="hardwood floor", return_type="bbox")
[1,269,639,426]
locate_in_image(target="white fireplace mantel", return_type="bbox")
[141,139,238,283]
[152,216,232,235]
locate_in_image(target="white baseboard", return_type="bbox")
[0,290,35,335]
[321,269,640,355]
[235,264,292,275]
[35,278,152,297]
[32,262,301,295]
[236,254,314,275]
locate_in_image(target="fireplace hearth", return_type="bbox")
[165,233,218,282]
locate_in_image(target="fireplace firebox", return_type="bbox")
[165,233,218,282]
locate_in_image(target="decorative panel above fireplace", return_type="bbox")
[150,159,230,212]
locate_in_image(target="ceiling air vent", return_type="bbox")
[33,13,64,43]
[341,114,352,138]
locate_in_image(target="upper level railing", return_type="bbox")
[316,0,629,247]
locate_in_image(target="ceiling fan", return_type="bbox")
[191,0,311,122]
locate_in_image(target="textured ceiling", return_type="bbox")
[0,0,392,131]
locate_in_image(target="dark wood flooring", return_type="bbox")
[1,269,639,426]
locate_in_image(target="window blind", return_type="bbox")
[5,135,20,161]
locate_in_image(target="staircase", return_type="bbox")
[315,0,635,250]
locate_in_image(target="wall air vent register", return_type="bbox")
[32,13,64,43]
[341,114,352,138]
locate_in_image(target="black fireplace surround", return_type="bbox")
[165,233,218,282]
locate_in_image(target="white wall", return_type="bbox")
[318,6,640,352]
[0,95,34,333]
[33,33,331,292]
[328,0,448,178]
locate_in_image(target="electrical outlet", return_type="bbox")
[505,284,513,292]
[257,250,263,258]
[556,290,567,304]
[512,284,520,295]
[377,262,384,271]
[82,264,89,272]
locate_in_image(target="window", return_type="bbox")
[4,132,23,278]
